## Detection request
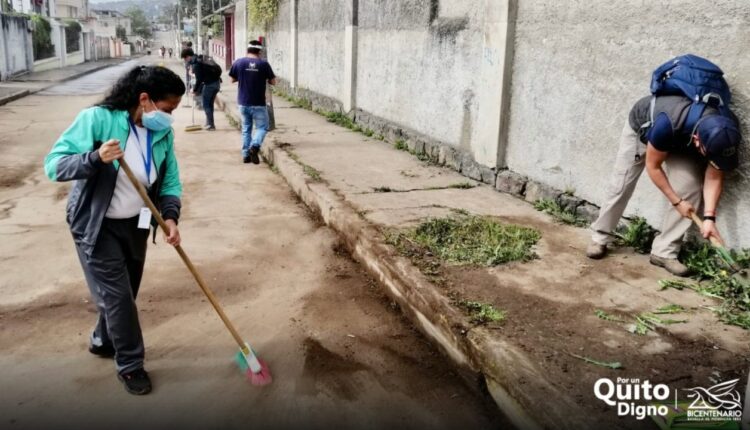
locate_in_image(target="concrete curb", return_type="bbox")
[0,90,30,107]
[0,60,125,106]
[216,91,589,430]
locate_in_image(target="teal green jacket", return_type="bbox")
[44,106,182,257]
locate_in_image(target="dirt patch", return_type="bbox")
[298,249,508,428]
[0,165,34,189]
[300,337,369,400]
[386,215,750,429]
[444,266,748,429]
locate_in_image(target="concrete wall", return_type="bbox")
[233,0,247,65]
[295,0,346,102]
[0,14,33,80]
[266,0,292,84]
[356,0,513,167]
[506,0,750,248]
[265,0,513,167]
[260,0,750,248]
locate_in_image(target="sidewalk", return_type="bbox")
[0,58,127,106]
[216,90,749,430]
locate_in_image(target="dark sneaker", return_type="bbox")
[586,242,608,259]
[650,255,691,277]
[249,146,260,165]
[88,343,115,358]
[118,368,152,395]
[204,125,216,131]
[243,155,251,164]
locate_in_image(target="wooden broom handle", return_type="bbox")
[690,212,725,248]
[118,157,246,350]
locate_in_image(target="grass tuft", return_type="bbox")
[533,199,588,227]
[459,301,506,324]
[595,309,624,322]
[387,215,541,267]
[447,182,475,189]
[394,139,408,151]
[325,111,358,130]
[615,217,657,254]
[303,165,322,181]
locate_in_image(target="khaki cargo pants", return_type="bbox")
[590,121,704,259]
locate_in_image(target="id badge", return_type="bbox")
[137,207,152,230]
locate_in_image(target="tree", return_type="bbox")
[116,25,127,41]
[125,6,152,39]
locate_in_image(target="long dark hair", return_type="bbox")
[97,65,186,110]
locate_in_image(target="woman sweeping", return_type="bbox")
[44,65,186,395]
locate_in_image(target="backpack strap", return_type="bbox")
[639,96,657,131]
[683,102,708,145]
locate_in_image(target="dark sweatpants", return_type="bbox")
[75,217,150,375]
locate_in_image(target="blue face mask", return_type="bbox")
[142,99,174,131]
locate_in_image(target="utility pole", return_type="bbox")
[176,0,180,43]
[196,0,202,54]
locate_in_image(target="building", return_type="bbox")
[90,9,131,39]
[54,0,86,18]
[10,0,55,17]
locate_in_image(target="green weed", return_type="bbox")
[394,139,408,151]
[225,112,240,130]
[615,217,657,254]
[628,311,688,335]
[364,129,375,137]
[533,199,588,227]
[374,186,393,193]
[325,111,358,130]
[387,215,541,267]
[569,352,622,370]
[653,304,685,315]
[660,242,750,329]
[286,151,322,182]
[595,309,624,322]
[303,165,322,181]
[460,301,506,325]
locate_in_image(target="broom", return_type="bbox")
[118,157,272,385]
[185,101,203,132]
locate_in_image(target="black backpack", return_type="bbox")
[198,56,222,82]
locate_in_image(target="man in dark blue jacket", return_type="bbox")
[587,95,741,276]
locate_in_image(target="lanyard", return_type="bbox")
[128,119,152,180]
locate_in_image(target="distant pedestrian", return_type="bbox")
[229,40,277,164]
[168,48,173,58]
[43,65,186,396]
[160,46,165,58]
[182,49,222,130]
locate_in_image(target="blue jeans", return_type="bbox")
[201,81,220,127]
[239,105,269,157]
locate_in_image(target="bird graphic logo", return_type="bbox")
[684,379,742,410]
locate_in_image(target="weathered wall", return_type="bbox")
[295,0,347,102]
[233,0,247,66]
[0,14,33,81]
[266,0,292,84]
[266,0,512,167]
[356,0,511,167]
[506,0,750,248]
